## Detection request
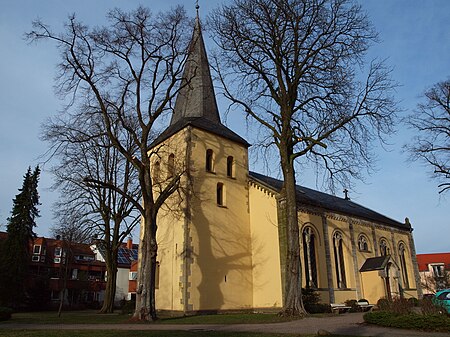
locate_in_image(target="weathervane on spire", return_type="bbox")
[196,0,199,12]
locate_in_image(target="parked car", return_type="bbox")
[433,289,450,314]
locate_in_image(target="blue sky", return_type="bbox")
[0,0,449,253]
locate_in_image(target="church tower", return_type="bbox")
[150,12,254,313]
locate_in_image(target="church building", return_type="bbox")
[145,15,422,313]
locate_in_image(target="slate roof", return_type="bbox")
[170,16,220,125]
[359,256,391,272]
[150,14,250,150]
[249,171,410,231]
[417,253,450,272]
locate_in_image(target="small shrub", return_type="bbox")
[0,307,13,321]
[344,299,359,312]
[389,297,413,315]
[408,297,419,307]
[302,288,320,306]
[374,297,415,315]
[376,298,390,311]
[364,311,450,332]
[305,303,331,314]
[120,300,136,315]
[302,288,331,314]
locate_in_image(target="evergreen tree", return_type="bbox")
[0,166,40,307]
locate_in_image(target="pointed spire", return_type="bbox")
[170,6,221,125]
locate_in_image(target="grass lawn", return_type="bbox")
[1,311,301,325]
[1,310,129,324]
[0,331,358,337]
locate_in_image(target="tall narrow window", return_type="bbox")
[227,156,234,177]
[333,231,346,288]
[167,154,175,178]
[303,227,318,288]
[398,243,409,288]
[153,161,160,182]
[155,262,160,289]
[206,149,214,172]
[358,234,369,252]
[217,183,225,206]
[379,239,390,256]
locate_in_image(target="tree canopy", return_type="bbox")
[405,79,450,194]
[27,6,191,320]
[210,0,397,315]
[0,166,40,307]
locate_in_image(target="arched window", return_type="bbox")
[206,149,215,172]
[358,234,369,252]
[379,239,390,256]
[333,231,346,288]
[398,243,409,288]
[153,161,160,182]
[167,154,175,178]
[227,156,234,177]
[217,183,225,206]
[303,226,318,288]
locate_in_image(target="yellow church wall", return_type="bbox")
[187,128,253,311]
[360,270,386,304]
[248,184,282,309]
[150,130,190,312]
[146,126,419,312]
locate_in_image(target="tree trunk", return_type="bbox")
[99,257,117,313]
[279,144,307,317]
[133,167,158,321]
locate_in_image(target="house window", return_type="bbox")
[33,245,41,254]
[379,239,390,256]
[217,183,226,206]
[129,271,138,280]
[333,231,347,288]
[358,235,369,252]
[51,290,60,301]
[206,149,215,172]
[302,226,318,288]
[167,154,175,178]
[31,255,40,262]
[432,264,445,278]
[398,243,409,288]
[227,156,234,177]
[153,161,160,182]
[54,247,62,257]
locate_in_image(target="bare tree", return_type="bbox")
[27,6,191,320]
[210,0,397,316]
[42,110,141,313]
[405,79,450,194]
[422,270,450,294]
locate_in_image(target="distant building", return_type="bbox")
[417,253,450,294]
[0,231,107,308]
[91,237,138,304]
[137,15,422,313]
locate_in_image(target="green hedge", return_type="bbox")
[364,311,450,332]
[0,307,13,321]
